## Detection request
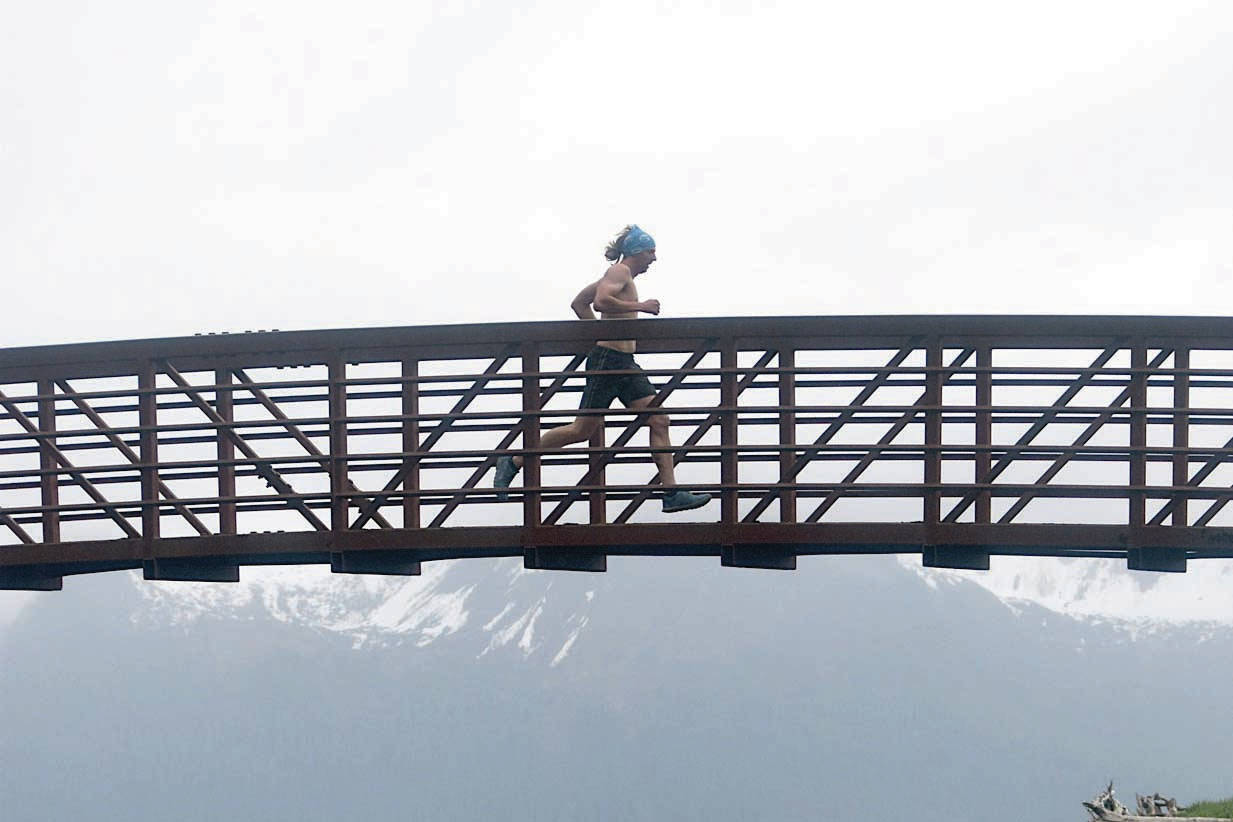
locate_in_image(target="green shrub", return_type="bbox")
[1181,797,1233,818]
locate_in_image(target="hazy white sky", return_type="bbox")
[2,0,1232,625]
[2,0,1231,347]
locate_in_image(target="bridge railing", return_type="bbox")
[4,315,1233,587]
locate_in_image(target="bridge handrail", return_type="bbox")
[6,314,1233,382]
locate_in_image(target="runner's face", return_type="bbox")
[632,248,656,274]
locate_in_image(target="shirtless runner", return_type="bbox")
[494,225,711,513]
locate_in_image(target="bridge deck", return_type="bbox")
[4,315,1233,588]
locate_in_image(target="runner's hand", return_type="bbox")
[640,299,661,315]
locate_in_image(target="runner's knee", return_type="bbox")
[648,414,670,436]
[577,416,602,439]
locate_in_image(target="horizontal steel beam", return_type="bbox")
[3,522,1232,573]
[9,315,1233,381]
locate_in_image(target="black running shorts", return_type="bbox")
[580,346,657,409]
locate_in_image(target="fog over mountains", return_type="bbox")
[3,553,1232,822]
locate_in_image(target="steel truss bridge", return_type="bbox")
[4,315,1233,590]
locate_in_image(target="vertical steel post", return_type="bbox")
[215,369,236,535]
[521,343,541,527]
[1172,347,1189,526]
[402,356,420,529]
[975,347,992,524]
[589,423,606,524]
[37,378,60,543]
[139,363,159,542]
[778,345,796,523]
[328,354,348,531]
[721,340,738,525]
[1130,344,1147,528]
[924,340,942,525]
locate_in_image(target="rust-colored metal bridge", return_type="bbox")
[4,315,1233,590]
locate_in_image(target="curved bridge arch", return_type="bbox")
[4,315,1233,590]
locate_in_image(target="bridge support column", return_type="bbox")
[1130,345,1147,529]
[139,363,159,544]
[924,340,942,526]
[143,558,240,582]
[331,551,422,576]
[523,547,606,572]
[589,424,606,524]
[975,347,992,524]
[215,369,237,535]
[778,345,796,524]
[0,567,62,591]
[521,343,541,529]
[37,379,60,544]
[720,341,738,525]
[922,545,990,571]
[328,354,349,530]
[1172,348,1189,526]
[1127,547,1187,573]
[402,357,420,529]
[721,544,796,570]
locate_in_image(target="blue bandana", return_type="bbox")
[621,225,655,256]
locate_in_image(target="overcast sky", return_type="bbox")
[1,1,1232,627]
[2,0,1231,348]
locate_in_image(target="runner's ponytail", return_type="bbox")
[604,225,635,261]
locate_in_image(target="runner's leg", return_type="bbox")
[628,394,676,488]
[619,359,708,512]
[513,415,600,469]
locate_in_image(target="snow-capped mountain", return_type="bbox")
[116,551,1233,656]
[906,555,1233,630]
[6,549,1233,822]
[8,546,1233,666]
[134,556,599,664]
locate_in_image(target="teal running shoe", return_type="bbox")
[494,456,520,501]
[662,489,711,513]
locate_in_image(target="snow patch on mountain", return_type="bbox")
[481,596,545,658]
[136,561,476,648]
[903,554,1233,630]
[551,615,589,668]
[131,557,597,663]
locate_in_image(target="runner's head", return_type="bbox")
[604,224,657,274]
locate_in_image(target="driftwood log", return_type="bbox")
[1135,793,1182,817]
[1085,783,1229,821]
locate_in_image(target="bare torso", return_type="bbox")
[597,276,638,354]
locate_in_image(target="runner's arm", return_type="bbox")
[570,281,599,319]
[593,268,656,314]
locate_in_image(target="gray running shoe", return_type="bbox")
[494,456,520,500]
[662,489,711,513]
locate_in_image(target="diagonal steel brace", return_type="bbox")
[1001,348,1171,523]
[429,354,586,528]
[944,344,1124,522]
[231,368,394,530]
[0,389,140,538]
[161,361,329,532]
[742,340,922,523]
[805,348,974,523]
[56,379,211,536]
[350,347,517,529]
[0,507,34,543]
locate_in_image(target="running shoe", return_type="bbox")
[494,456,520,501]
[662,489,711,513]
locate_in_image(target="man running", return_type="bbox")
[494,225,711,513]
